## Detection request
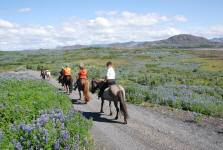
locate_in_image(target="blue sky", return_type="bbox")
[0,0,223,50]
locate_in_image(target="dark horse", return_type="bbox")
[58,69,64,86]
[40,69,46,80]
[91,79,129,124]
[63,75,73,94]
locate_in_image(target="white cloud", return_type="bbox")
[95,10,118,16]
[0,11,222,51]
[174,15,188,23]
[17,8,32,13]
[0,19,13,28]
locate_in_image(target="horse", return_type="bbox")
[63,75,73,94]
[91,79,129,124]
[46,70,51,80]
[58,69,66,89]
[40,70,46,80]
[77,78,90,104]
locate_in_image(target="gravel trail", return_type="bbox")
[26,70,223,150]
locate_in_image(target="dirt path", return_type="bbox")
[26,70,223,150]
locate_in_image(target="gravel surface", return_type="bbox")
[26,70,223,150]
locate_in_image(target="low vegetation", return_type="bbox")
[1,47,223,119]
[0,73,92,149]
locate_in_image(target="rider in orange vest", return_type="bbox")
[74,63,87,90]
[63,65,72,76]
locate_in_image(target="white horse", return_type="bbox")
[46,70,51,80]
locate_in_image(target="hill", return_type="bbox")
[211,37,223,43]
[136,34,223,49]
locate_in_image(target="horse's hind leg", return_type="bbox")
[114,101,119,120]
[109,101,113,116]
[100,99,104,113]
[78,90,81,100]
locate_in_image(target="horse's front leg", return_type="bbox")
[100,99,104,113]
[114,101,119,120]
[109,101,113,116]
[79,90,81,100]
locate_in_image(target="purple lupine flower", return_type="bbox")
[74,134,79,150]
[64,145,71,150]
[9,125,13,132]
[20,136,24,141]
[13,139,17,146]
[27,140,31,146]
[15,142,22,150]
[84,137,88,146]
[33,135,37,140]
[54,140,60,150]
[45,130,49,144]
[71,117,75,121]
[56,119,60,124]
[61,123,65,130]
[4,102,7,106]
[1,104,4,110]
[61,130,70,141]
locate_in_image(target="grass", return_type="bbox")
[0,73,93,149]
[0,47,223,118]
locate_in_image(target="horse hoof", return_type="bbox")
[115,116,118,120]
[100,111,104,113]
[124,121,127,124]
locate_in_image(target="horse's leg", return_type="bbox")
[69,82,72,94]
[100,99,104,113]
[79,90,81,100]
[114,101,119,120]
[109,101,113,116]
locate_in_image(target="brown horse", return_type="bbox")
[40,70,46,80]
[63,75,73,94]
[91,79,129,124]
[77,79,90,104]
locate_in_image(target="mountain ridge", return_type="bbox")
[58,34,223,49]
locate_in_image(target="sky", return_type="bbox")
[0,0,223,50]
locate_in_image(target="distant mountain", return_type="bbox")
[210,37,223,43]
[107,41,145,48]
[58,34,223,50]
[136,34,223,49]
[56,44,88,50]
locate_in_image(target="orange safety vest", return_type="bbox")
[78,69,87,79]
[63,67,71,75]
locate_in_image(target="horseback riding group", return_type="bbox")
[40,66,51,80]
[41,61,129,124]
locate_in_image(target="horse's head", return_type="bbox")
[91,79,104,93]
[91,80,98,93]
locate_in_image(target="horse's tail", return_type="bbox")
[118,90,129,119]
[84,79,90,102]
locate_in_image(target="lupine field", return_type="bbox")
[1,47,223,120]
[0,73,92,149]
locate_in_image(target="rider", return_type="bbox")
[98,61,116,98]
[58,67,64,82]
[40,66,44,74]
[74,63,87,90]
[40,66,45,78]
[63,64,72,77]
